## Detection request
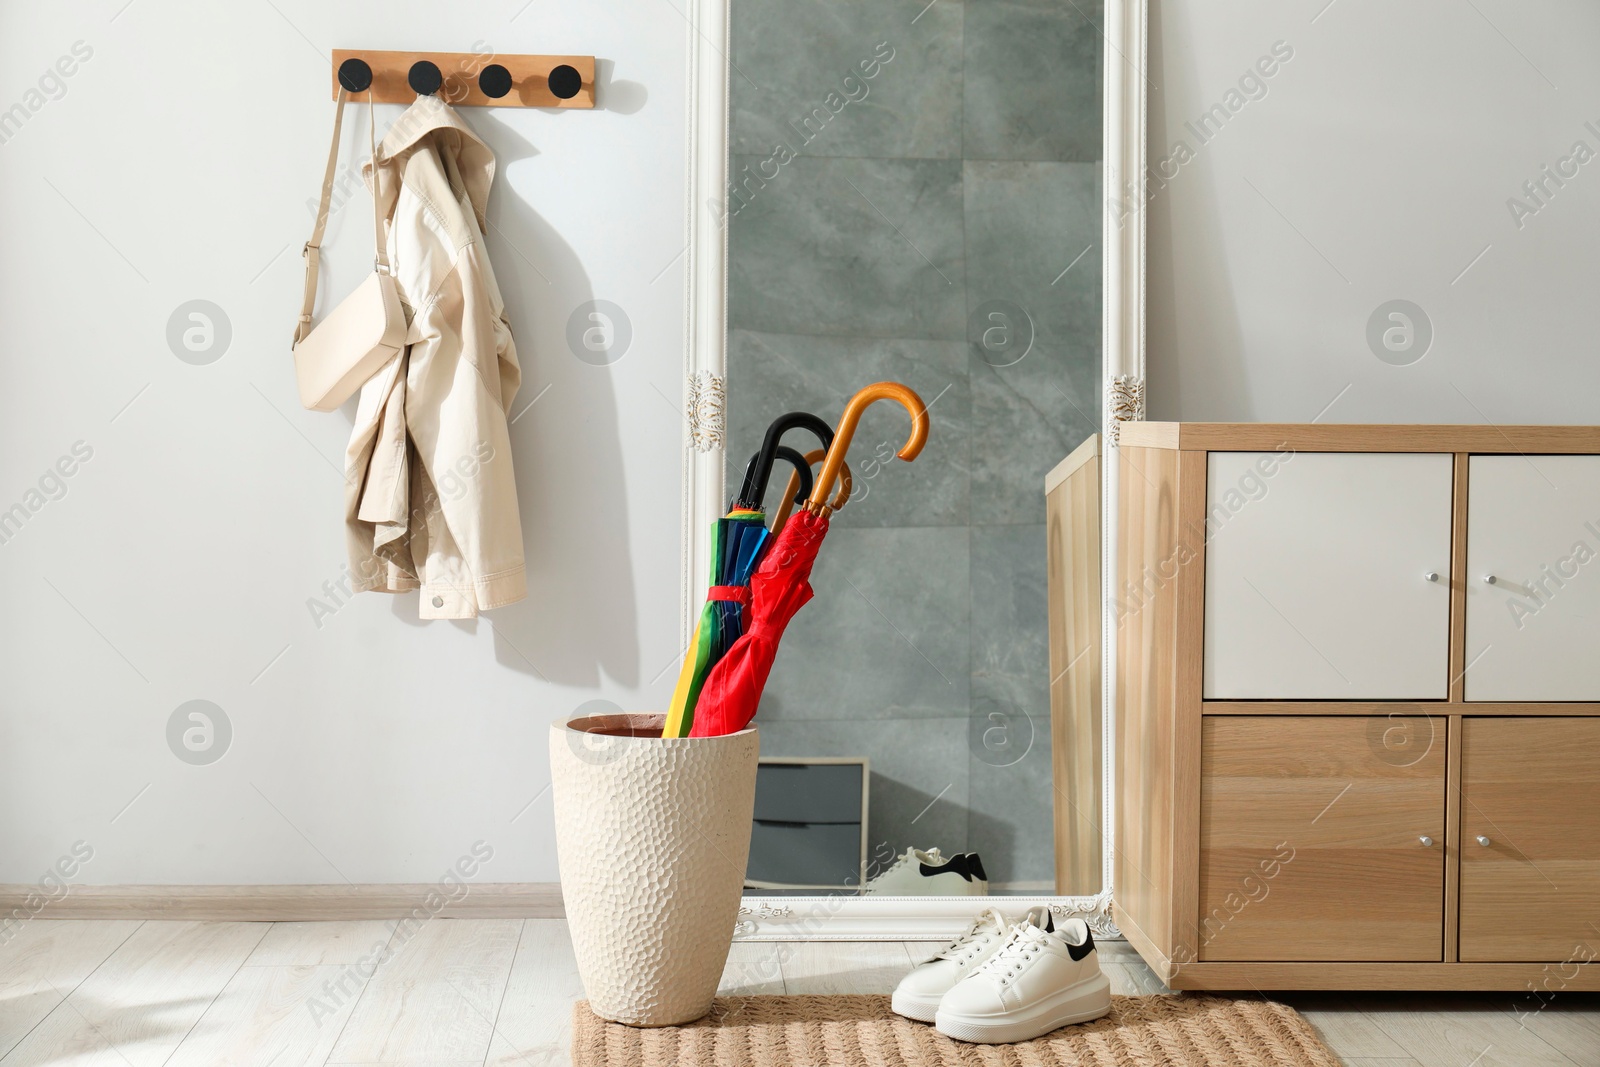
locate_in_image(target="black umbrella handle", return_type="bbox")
[737,412,834,509]
[735,445,813,513]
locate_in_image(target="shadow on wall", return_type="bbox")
[595,60,647,116]
[371,104,644,689]
[485,110,641,690]
[859,779,1017,889]
[867,772,968,864]
[966,808,1015,887]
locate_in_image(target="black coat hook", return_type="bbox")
[547,64,582,100]
[337,57,373,93]
[408,60,443,96]
[478,64,513,99]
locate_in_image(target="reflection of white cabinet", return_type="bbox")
[1466,456,1600,702]
[1203,452,1455,700]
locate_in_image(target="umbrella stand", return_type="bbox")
[550,712,758,1025]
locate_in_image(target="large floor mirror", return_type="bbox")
[685,0,1146,934]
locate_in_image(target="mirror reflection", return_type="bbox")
[725,0,1105,896]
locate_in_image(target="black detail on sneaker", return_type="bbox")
[1044,911,1055,934]
[1066,927,1095,962]
[912,852,995,883]
[922,852,982,881]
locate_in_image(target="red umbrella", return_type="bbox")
[689,383,930,738]
[688,508,829,737]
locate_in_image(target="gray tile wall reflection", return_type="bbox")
[727,330,970,528]
[963,0,1103,162]
[728,156,966,339]
[731,0,962,160]
[728,0,1102,891]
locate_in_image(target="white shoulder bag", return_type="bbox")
[291,88,406,412]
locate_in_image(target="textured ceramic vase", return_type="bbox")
[550,711,759,1026]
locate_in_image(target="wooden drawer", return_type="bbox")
[1459,717,1600,961]
[1202,452,1454,700]
[1198,716,1445,962]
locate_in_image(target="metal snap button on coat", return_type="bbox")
[432,596,444,607]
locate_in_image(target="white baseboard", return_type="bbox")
[0,883,564,922]
[1,885,1118,943]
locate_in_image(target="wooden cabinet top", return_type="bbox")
[1119,422,1600,453]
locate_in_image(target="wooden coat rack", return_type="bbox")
[332,49,596,109]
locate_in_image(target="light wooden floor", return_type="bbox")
[2,919,1597,1066]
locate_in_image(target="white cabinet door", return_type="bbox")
[1465,456,1600,701]
[1203,452,1454,700]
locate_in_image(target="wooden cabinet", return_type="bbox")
[1117,423,1600,991]
[1199,717,1444,962]
[1465,456,1600,701]
[1460,718,1600,962]
[1203,452,1454,700]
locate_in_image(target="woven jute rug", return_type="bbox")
[571,993,1341,1066]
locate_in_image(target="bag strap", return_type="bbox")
[294,89,390,345]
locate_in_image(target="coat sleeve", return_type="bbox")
[403,221,527,618]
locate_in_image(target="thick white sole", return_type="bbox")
[935,972,1112,1044]
[890,988,945,1023]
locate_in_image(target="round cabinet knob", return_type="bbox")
[1424,572,1440,583]
[1419,836,1435,848]
[1476,835,1492,847]
[1483,574,1499,585]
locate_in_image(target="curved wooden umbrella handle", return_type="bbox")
[772,448,852,533]
[806,382,928,512]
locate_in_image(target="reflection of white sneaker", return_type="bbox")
[864,848,988,896]
[935,908,1112,1044]
[890,906,1011,1022]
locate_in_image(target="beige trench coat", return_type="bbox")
[346,94,525,619]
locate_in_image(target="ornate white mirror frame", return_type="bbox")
[679,0,1147,940]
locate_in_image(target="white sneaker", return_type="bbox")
[890,906,1012,1022]
[864,848,989,896]
[934,908,1112,1044]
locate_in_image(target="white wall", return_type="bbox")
[0,1,688,883]
[1147,0,1600,425]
